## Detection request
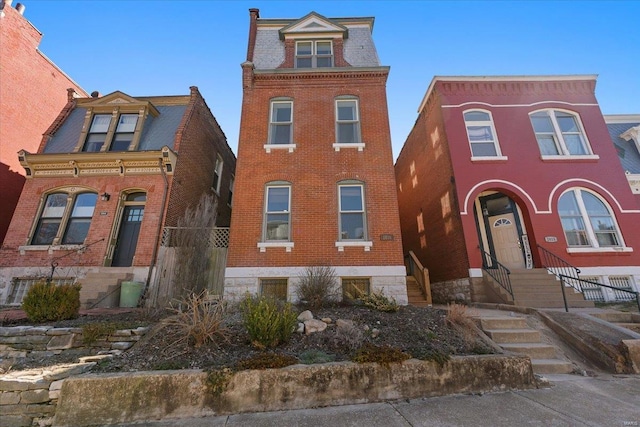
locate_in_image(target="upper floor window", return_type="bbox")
[269,101,293,145]
[530,110,591,157]
[264,184,291,241]
[82,113,139,152]
[32,192,97,245]
[463,110,502,157]
[336,99,361,143]
[339,183,366,240]
[296,40,333,68]
[558,189,622,248]
[228,176,234,207]
[213,155,223,194]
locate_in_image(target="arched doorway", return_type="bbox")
[474,192,533,270]
[109,192,146,267]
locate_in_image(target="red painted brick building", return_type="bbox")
[0,88,235,305]
[0,0,87,245]
[225,10,406,303]
[395,76,640,305]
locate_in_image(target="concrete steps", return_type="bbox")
[79,271,133,309]
[477,315,573,375]
[406,276,430,307]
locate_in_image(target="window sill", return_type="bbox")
[335,241,372,252]
[566,246,633,254]
[471,156,508,162]
[19,244,84,255]
[258,242,294,252]
[540,154,600,161]
[333,143,365,152]
[264,144,296,153]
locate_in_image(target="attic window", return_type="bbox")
[82,112,139,152]
[296,41,332,68]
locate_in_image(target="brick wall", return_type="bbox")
[228,70,404,269]
[0,4,86,244]
[395,92,470,283]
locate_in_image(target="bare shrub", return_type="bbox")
[296,266,339,308]
[445,303,479,345]
[164,291,228,348]
[173,194,218,299]
[331,320,365,353]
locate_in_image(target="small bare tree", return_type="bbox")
[173,194,218,299]
[296,266,339,308]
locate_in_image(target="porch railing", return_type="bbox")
[558,274,640,312]
[537,244,581,291]
[482,251,513,299]
[406,251,432,304]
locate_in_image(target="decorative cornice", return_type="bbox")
[18,147,177,178]
[626,173,640,195]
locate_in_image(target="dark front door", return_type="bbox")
[112,205,144,267]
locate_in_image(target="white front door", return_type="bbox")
[489,213,525,269]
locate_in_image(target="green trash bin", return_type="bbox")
[120,281,143,308]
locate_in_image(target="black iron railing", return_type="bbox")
[482,251,513,299]
[537,244,581,291]
[558,274,640,312]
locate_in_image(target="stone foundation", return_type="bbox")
[430,278,472,304]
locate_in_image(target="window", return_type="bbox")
[228,176,234,207]
[83,114,111,152]
[336,99,361,143]
[82,113,139,152]
[269,101,293,145]
[260,278,288,301]
[342,278,370,300]
[558,189,621,248]
[32,192,97,245]
[339,184,366,240]
[463,110,502,157]
[213,155,223,194]
[110,114,137,151]
[530,110,591,156]
[295,40,333,68]
[264,185,290,241]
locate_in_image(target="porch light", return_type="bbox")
[101,192,111,202]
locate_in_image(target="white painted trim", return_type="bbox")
[335,241,373,251]
[257,242,294,252]
[603,114,640,124]
[469,268,483,278]
[18,244,84,255]
[333,142,365,152]
[566,247,633,254]
[460,179,540,215]
[442,101,598,109]
[264,143,296,153]
[540,154,599,161]
[576,266,640,276]
[547,178,640,214]
[471,156,508,162]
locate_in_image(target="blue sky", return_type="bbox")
[23,0,640,160]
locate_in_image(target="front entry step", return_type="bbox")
[477,315,573,375]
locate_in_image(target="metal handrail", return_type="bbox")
[537,244,581,291]
[405,251,432,304]
[482,251,513,299]
[558,274,640,312]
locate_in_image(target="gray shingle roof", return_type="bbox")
[607,122,640,174]
[42,105,187,153]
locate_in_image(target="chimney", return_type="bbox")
[66,88,78,102]
[15,2,24,15]
[91,91,100,98]
[246,8,260,62]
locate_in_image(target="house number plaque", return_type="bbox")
[544,236,558,243]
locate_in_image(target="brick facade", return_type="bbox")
[225,10,406,303]
[0,1,87,244]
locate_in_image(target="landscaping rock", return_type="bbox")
[297,310,313,322]
[304,319,327,335]
[321,317,332,324]
[296,323,304,334]
[335,319,354,330]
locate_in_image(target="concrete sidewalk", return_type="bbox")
[116,374,639,427]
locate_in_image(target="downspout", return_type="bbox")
[142,157,169,306]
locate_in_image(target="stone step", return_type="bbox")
[531,359,574,374]
[616,323,640,333]
[484,329,541,344]
[479,317,527,330]
[501,343,557,359]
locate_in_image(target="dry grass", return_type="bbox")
[445,303,479,345]
[163,291,228,348]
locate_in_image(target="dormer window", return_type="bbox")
[295,40,333,68]
[82,113,139,152]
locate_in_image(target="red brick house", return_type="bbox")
[0,0,87,245]
[395,76,640,307]
[224,10,407,303]
[0,88,235,306]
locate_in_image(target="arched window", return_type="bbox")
[530,110,591,156]
[32,191,97,245]
[558,189,621,247]
[463,110,502,157]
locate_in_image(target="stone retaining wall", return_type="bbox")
[430,278,472,304]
